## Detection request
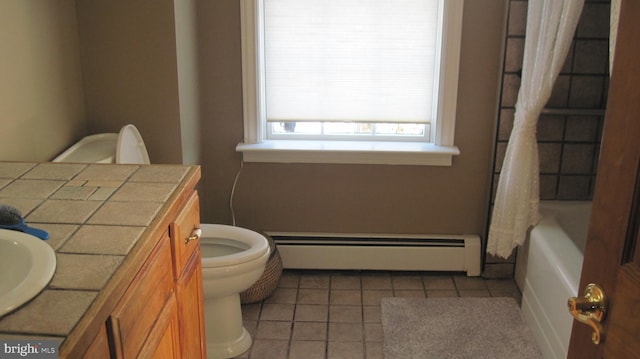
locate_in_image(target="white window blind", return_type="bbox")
[263,0,440,125]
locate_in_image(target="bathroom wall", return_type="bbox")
[0,0,86,161]
[74,0,186,164]
[485,0,611,277]
[1,0,513,274]
[196,1,508,243]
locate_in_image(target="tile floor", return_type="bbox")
[234,270,521,359]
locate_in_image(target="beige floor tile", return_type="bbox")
[292,322,327,341]
[264,287,298,304]
[242,302,262,320]
[260,303,294,321]
[256,320,292,340]
[364,322,382,342]
[453,275,488,290]
[331,274,361,289]
[458,289,492,297]
[361,273,392,290]
[299,273,331,288]
[422,275,456,290]
[248,339,289,359]
[330,290,362,305]
[297,288,329,304]
[363,306,381,323]
[365,341,384,359]
[329,305,362,323]
[289,340,326,359]
[485,278,517,290]
[327,341,364,359]
[278,272,300,288]
[328,322,363,342]
[393,289,426,298]
[362,290,393,305]
[295,304,328,322]
[392,275,424,290]
[486,278,521,299]
[426,289,459,297]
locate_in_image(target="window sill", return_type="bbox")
[236,140,460,166]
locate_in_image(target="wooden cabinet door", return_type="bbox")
[567,0,640,357]
[176,248,207,359]
[170,192,201,276]
[144,294,181,359]
[171,191,206,358]
[151,311,180,359]
[83,324,111,359]
[108,236,175,358]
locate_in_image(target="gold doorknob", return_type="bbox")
[567,283,607,344]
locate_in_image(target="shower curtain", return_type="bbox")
[487,0,585,259]
[611,0,620,72]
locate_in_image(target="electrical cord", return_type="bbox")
[229,157,244,226]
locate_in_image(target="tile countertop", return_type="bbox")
[0,161,199,344]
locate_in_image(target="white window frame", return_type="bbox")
[237,0,463,166]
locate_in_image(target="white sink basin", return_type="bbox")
[0,229,56,317]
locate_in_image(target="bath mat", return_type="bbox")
[381,297,542,359]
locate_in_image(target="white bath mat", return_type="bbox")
[381,297,542,359]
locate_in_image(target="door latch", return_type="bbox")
[567,283,607,344]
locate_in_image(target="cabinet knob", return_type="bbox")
[185,227,202,244]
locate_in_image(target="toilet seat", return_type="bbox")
[116,124,150,164]
[200,224,270,268]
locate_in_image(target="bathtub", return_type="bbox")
[518,201,592,359]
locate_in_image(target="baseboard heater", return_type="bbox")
[267,232,482,276]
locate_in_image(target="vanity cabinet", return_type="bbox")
[0,164,205,358]
[51,167,206,359]
[101,192,205,358]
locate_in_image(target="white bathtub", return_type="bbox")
[518,201,592,359]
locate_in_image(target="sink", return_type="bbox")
[0,229,56,318]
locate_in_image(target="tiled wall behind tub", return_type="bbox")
[485,0,610,278]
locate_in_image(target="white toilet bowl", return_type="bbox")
[200,224,270,359]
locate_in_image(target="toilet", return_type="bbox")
[53,124,270,358]
[200,224,270,358]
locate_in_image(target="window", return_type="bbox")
[237,0,463,166]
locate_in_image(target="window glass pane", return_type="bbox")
[374,123,426,136]
[268,122,428,140]
[324,123,373,135]
[270,122,322,135]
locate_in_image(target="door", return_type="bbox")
[567,0,640,357]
